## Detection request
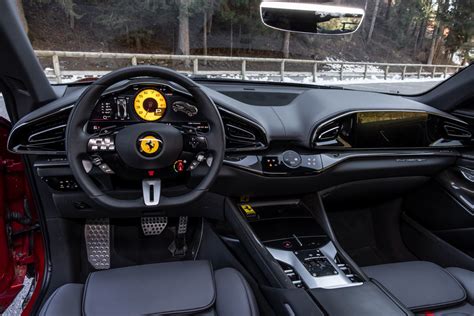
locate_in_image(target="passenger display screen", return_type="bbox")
[354,111,430,147]
[314,111,470,148]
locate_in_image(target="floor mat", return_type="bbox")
[327,199,418,267]
[110,217,200,268]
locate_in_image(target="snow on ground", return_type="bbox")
[323,57,384,73]
[43,63,449,87]
[282,74,446,85]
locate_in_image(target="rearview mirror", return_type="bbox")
[260,2,365,35]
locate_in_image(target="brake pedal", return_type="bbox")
[85,218,110,270]
[141,216,168,236]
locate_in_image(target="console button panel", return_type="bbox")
[261,152,323,174]
[282,150,302,168]
[42,176,79,191]
[295,249,338,277]
[267,241,364,289]
[279,261,306,289]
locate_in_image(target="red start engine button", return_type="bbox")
[173,160,185,173]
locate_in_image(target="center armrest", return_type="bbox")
[311,282,410,315]
[363,261,466,311]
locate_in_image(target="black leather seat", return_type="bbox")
[39,261,259,316]
[363,261,474,314]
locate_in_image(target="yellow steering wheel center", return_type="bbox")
[138,135,162,156]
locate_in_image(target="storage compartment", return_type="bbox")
[238,201,327,244]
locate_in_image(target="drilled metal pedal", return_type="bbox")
[141,216,168,236]
[177,216,188,235]
[85,218,110,270]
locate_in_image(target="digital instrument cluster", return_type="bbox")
[88,84,201,133]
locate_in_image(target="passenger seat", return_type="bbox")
[39,260,259,316]
[362,261,474,315]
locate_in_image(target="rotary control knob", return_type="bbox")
[282,150,302,168]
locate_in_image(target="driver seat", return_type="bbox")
[39,260,259,316]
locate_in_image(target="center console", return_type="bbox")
[238,201,363,290]
[227,198,412,315]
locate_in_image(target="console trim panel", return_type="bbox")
[268,241,363,289]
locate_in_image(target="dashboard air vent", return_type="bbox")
[443,123,472,139]
[219,109,267,151]
[28,124,66,144]
[312,120,345,147]
[9,108,71,154]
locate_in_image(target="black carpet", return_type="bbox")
[327,199,418,267]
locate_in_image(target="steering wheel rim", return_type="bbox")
[66,66,225,211]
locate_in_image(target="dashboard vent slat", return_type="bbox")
[219,108,267,151]
[226,124,257,141]
[9,107,71,154]
[28,124,67,144]
[443,124,472,139]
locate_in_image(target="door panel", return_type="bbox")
[0,117,45,314]
[403,154,474,258]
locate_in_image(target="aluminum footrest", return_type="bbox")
[85,218,110,270]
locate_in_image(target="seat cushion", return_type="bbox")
[214,268,258,316]
[363,261,466,311]
[40,261,258,316]
[84,260,215,316]
[39,284,83,316]
[446,267,474,304]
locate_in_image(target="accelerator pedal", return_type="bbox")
[141,216,168,236]
[85,218,110,270]
[169,216,188,257]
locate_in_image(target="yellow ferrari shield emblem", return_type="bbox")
[139,135,160,155]
[240,204,256,217]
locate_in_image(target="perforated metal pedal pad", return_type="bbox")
[85,218,110,270]
[178,216,188,234]
[141,216,168,236]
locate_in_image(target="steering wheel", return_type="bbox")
[66,66,225,211]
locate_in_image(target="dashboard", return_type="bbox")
[7,79,474,197]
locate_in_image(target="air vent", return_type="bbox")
[219,109,267,151]
[318,125,340,142]
[226,124,256,141]
[312,121,344,147]
[9,107,71,154]
[28,124,66,144]
[443,124,472,139]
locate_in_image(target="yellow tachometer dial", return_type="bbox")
[133,89,167,121]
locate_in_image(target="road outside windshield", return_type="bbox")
[16,0,474,94]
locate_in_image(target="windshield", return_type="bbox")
[19,0,473,95]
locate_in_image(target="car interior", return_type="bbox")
[1,1,474,315]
